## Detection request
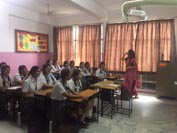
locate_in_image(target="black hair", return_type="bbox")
[46,59,52,64]
[79,61,84,67]
[99,62,105,67]
[1,65,11,87]
[128,49,135,58]
[42,64,51,75]
[29,66,40,76]
[53,59,58,64]
[61,69,70,82]
[63,61,68,66]
[18,65,27,76]
[72,69,81,86]
[70,60,75,65]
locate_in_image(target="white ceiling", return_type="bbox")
[1,0,177,25]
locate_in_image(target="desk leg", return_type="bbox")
[111,90,113,119]
[97,92,100,123]
[101,89,103,117]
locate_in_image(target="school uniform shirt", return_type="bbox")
[95,68,107,79]
[39,72,57,86]
[22,75,43,93]
[13,73,26,85]
[79,68,90,77]
[85,68,93,75]
[0,75,12,89]
[68,66,76,72]
[50,80,67,101]
[51,64,61,73]
[67,79,83,92]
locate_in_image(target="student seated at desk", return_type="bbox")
[40,64,57,89]
[96,62,108,79]
[22,66,43,98]
[22,66,45,133]
[14,65,29,86]
[85,62,95,76]
[50,69,88,128]
[67,69,96,122]
[68,60,76,72]
[0,65,12,91]
[0,65,12,117]
[61,61,69,70]
[51,60,61,73]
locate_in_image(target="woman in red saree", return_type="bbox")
[122,49,139,98]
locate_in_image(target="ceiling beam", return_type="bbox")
[66,0,109,21]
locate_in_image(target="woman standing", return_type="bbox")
[122,49,139,98]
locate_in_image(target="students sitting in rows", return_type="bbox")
[50,69,88,130]
[14,65,29,86]
[67,69,95,123]
[69,60,76,72]
[51,60,61,73]
[85,62,95,76]
[95,62,108,79]
[40,64,57,89]
[61,61,69,70]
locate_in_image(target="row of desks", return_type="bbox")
[7,79,121,120]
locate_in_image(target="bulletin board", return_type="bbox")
[15,30,49,52]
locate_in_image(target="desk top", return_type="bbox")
[69,89,99,103]
[7,85,22,90]
[93,80,120,90]
[36,88,53,96]
[106,75,118,80]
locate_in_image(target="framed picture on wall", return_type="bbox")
[15,29,49,53]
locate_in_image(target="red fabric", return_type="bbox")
[124,58,139,96]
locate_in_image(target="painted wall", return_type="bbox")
[0,1,53,77]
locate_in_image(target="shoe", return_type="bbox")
[85,116,97,123]
[79,120,89,127]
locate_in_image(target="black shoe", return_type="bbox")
[85,116,97,123]
[79,120,89,127]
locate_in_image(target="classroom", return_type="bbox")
[0,0,177,133]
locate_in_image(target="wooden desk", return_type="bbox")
[106,75,118,81]
[93,80,120,119]
[69,89,99,103]
[68,89,100,123]
[35,88,53,96]
[7,85,22,90]
[93,80,120,90]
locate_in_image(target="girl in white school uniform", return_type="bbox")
[61,61,70,70]
[50,69,88,129]
[0,65,12,91]
[0,65,13,117]
[14,65,29,86]
[95,62,108,79]
[39,64,57,89]
[51,60,61,73]
[22,66,44,133]
[68,60,76,72]
[67,69,95,122]
[79,62,89,77]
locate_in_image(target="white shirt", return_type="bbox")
[51,64,61,73]
[22,75,43,93]
[79,68,90,77]
[96,68,107,79]
[85,68,93,75]
[67,79,83,92]
[50,81,67,101]
[0,75,12,89]
[13,73,23,86]
[39,72,57,85]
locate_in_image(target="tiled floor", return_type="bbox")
[0,94,177,133]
